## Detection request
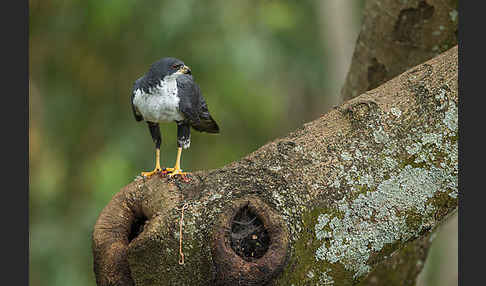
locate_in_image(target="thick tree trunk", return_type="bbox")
[338,1,459,284]
[341,0,458,102]
[92,46,458,286]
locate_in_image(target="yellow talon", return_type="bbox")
[168,168,190,177]
[141,148,170,178]
[141,147,191,179]
[167,147,191,179]
[141,168,163,178]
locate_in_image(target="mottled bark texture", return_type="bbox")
[341,0,458,102]
[92,46,458,285]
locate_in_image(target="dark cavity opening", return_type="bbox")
[230,205,270,261]
[393,1,435,43]
[128,215,147,242]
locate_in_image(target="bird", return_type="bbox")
[130,57,219,177]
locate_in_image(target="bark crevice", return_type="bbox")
[92,46,458,286]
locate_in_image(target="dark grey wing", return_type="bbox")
[193,84,219,133]
[177,75,219,133]
[131,77,144,122]
[177,75,200,124]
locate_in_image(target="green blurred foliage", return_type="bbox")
[30,1,455,286]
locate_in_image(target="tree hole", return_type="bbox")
[230,205,270,261]
[128,215,147,242]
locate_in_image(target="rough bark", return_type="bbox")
[92,46,458,286]
[339,1,459,283]
[341,0,458,102]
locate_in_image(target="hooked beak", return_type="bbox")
[179,65,191,75]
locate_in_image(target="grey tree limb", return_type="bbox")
[341,0,458,102]
[92,46,458,286]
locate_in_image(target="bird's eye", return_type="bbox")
[171,64,179,69]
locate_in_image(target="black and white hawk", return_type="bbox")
[130,57,219,177]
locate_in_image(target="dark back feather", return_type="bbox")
[177,75,219,133]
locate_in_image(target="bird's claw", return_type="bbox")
[141,168,170,178]
[168,169,188,177]
[168,168,191,181]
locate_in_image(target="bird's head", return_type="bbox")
[148,57,192,80]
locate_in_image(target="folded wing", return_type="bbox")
[177,75,219,133]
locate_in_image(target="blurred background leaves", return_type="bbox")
[29,1,456,285]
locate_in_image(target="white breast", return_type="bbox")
[133,76,184,123]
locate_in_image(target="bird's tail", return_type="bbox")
[193,115,220,133]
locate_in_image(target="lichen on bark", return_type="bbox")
[273,46,457,285]
[92,46,458,286]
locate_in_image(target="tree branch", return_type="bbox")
[341,0,458,102]
[92,46,458,286]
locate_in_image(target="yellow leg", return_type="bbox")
[141,148,164,177]
[168,147,190,177]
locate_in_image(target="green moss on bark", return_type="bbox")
[275,207,354,286]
